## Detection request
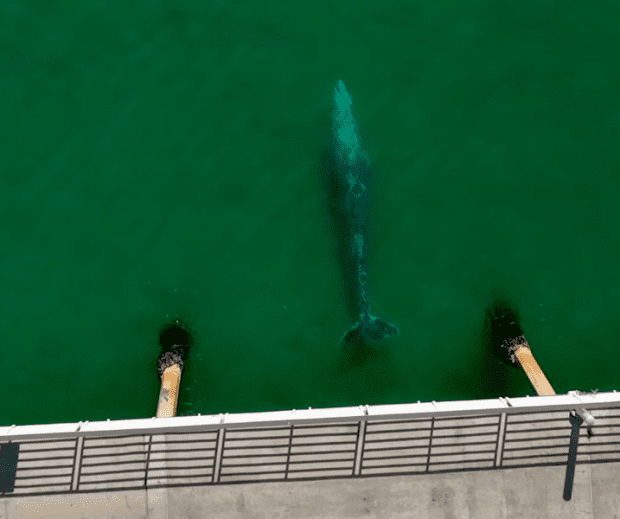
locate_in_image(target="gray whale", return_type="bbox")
[331,80,399,345]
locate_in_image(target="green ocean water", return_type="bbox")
[1,1,618,427]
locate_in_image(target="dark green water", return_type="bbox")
[1,1,618,427]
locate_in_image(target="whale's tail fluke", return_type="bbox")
[341,313,400,346]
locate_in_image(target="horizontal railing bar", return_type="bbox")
[0,391,616,441]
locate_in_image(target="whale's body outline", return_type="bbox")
[331,80,399,345]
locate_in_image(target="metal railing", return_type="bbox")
[1,390,619,497]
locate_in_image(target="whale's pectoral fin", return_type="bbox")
[341,317,400,346]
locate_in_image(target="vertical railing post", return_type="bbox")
[494,413,507,468]
[71,436,85,492]
[284,424,294,479]
[212,428,225,483]
[353,419,366,476]
[425,417,435,472]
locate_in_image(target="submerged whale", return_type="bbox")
[331,80,399,346]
